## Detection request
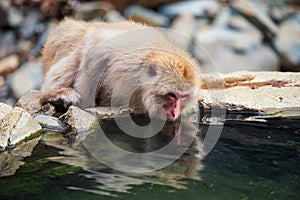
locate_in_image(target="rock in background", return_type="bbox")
[0,0,299,106]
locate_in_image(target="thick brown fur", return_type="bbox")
[40,18,201,120]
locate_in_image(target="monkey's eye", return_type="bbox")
[168,92,177,99]
[180,94,190,101]
[181,94,189,99]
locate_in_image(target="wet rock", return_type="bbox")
[0,136,41,177]
[0,54,20,77]
[16,90,56,116]
[158,0,220,17]
[9,107,42,146]
[125,5,170,27]
[0,106,42,150]
[34,114,66,132]
[275,15,300,71]
[59,106,98,132]
[0,103,42,150]
[9,59,43,99]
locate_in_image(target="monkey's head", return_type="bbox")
[141,50,200,121]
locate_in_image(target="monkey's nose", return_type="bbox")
[172,111,176,117]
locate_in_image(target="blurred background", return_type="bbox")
[0,0,299,106]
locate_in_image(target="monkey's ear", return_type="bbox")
[147,64,157,77]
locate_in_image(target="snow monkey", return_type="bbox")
[40,18,201,121]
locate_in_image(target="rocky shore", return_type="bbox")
[0,0,299,177]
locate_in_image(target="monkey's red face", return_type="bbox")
[163,90,190,121]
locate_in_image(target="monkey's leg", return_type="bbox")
[40,53,80,108]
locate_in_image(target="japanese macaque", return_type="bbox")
[40,18,201,121]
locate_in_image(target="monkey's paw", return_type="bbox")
[40,88,81,109]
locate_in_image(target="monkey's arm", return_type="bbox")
[40,52,80,108]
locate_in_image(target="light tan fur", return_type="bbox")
[40,18,201,119]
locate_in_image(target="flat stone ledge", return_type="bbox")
[200,71,300,117]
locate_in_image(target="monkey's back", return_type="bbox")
[42,19,149,72]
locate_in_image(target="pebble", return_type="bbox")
[158,0,220,17]
[34,114,66,132]
[7,7,24,27]
[16,39,34,60]
[0,31,16,59]
[9,60,43,99]
[0,54,20,76]
[125,5,170,27]
[19,10,41,38]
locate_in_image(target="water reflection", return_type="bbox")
[0,136,41,177]
[42,118,206,196]
[38,116,300,198]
